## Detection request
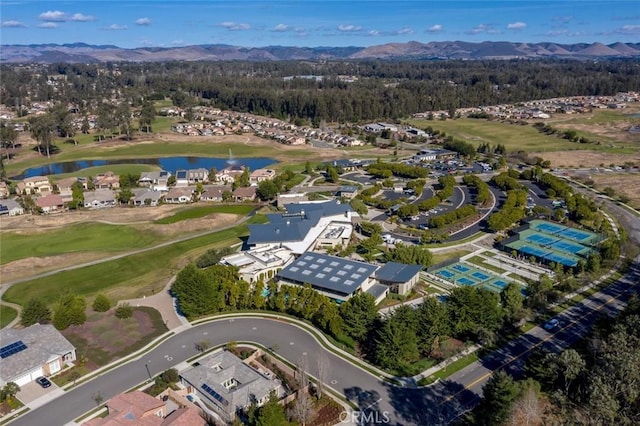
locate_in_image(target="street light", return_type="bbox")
[145,360,152,380]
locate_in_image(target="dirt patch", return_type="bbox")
[530,150,640,168]
[584,172,640,209]
[0,204,189,230]
[63,308,162,366]
[0,252,108,283]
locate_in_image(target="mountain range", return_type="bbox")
[2,41,640,63]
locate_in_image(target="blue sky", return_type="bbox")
[1,1,639,47]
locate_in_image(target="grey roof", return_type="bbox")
[83,189,116,204]
[366,283,389,299]
[375,262,423,283]
[0,199,22,211]
[338,185,359,193]
[247,200,351,246]
[0,324,75,382]
[134,189,163,203]
[277,252,378,297]
[180,351,280,413]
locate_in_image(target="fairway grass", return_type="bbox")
[1,223,162,265]
[154,204,255,224]
[3,220,262,307]
[0,305,18,328]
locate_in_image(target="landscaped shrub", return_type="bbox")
[92,293,111,312]
[115,303,133,319]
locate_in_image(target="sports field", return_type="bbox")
[433,261,517,293]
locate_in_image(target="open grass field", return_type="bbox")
[431,249,471,265]
[406,109,639,154]
[154,204,255,224]
[2,215,267,307]
[0,305,18,328]
[1,223,162,265]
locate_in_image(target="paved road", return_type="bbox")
[12,256,639,426]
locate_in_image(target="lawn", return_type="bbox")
[154,204,255,224]
[432,249,472,265]
[465,255,507,274]
[0,305,18,328]
[2,217,266,307]
[1,223,162,265]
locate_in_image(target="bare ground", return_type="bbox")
[530,150,640,168]
[585,172,640,209]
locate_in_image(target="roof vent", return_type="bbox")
[286,220,290,226]
[276,228,280,234]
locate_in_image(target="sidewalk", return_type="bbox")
[123,276,190,330]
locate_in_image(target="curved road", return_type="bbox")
[11,256,640,426]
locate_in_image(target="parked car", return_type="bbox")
[36,377,51,388]
[186,394,195,402]
[543,318,560,331]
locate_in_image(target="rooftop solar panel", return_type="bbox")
[201,384,228,406]
[0,341,27,359]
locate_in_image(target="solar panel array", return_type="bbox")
[0,341,27,359]
[201,384,228,406]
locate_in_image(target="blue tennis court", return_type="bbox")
[437,269,455,279]
[544,251,578,267]
[472,271,490,281]
[550,240,585,254]
[526,233,557,245]
[534,222,564,234]
[452,264,470,273]
[519,245,550,257]
[493,280,509,289]
[458,277,476,286]
[558,228,591,241]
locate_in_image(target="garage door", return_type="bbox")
[13,367,45,386]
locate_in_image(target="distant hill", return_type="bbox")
[1,41,639,63]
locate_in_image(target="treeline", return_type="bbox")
[487,189,528,232]
[429,204,477,229]
[170,260,526,375]
[470,294,640,425]
[462,174,491,207]
[2,59,639,122]
[366,162,430,179]
[533,122,597,145]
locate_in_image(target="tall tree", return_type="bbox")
[29,114,56,158]
[339,293,378,342]
[475,370,520,426]
[139,100,156,133]
[20,297,51,326]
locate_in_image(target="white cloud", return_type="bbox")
[368,30,380,36]
[135,17,152,26]
[38,10,66,21]
[426,24,443,33]
[272,23,290,32]
[219,21,251,31]
[507,22,527,30]
[466,24,501,35]
[37,22,58,29]
[395,27,414,35]
[615,25,640,35]
[102,24,128,31]
[337,24,362,32]
[70,13,95,22]
[1,20,26,28]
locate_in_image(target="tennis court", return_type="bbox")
[549,240,589,255]
[532,221,564,234]
[433,261,517,293]
[530,219,601,245]
[505,239,580,267]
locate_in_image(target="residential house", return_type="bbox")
[221,246,294,284]
[232,186,256,202]
[187,168,209,184]
[165,187,194,204]
[83,390,205,426]
[249,169,276,186]
[36,193,65,213]
[139,171,171,191]
[83,190,117,209]
[215,165,245,184]
[0,324,76,387]
[180,350,284,423]
[0,182,9,198]
[200,185,228,202]
[0,199,24,216]
[134,189,164,207]
[94,172,120,190]
[174,170,189,187]
[413,148,457,162]
[54,177,79,203]
[17,176,52,195]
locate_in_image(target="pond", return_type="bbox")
[12,156,277,179]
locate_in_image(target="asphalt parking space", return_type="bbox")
[16,380,58,405]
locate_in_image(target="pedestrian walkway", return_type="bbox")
[123,276,189,330]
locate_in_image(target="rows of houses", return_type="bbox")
[2,164,279,215]
[413,91,639,120]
